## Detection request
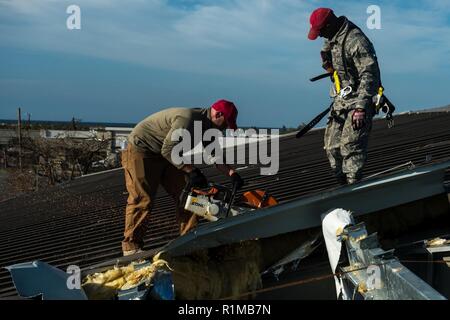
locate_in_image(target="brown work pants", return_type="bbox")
[121,144,197,252]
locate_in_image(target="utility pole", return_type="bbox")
[3,149,6,169]
[27,113,31,129]
[17,107,22,171]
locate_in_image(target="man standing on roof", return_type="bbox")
[121,100,244,256]
[308,8,381,185]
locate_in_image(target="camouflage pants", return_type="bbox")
[324,107,373,183]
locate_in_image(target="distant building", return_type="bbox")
[105,127,133,153]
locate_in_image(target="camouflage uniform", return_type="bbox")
[322,18,381,184]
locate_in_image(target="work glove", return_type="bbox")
[320,50,333,73]
[352,109,366,130]
[188,168,208,188]
[230,172,245,190]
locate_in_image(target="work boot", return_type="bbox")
[123,248,143,257]
[346,176,361,185]
[122,239,144,257]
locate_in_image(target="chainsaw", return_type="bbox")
[181,181,278,222]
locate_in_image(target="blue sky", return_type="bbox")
[1,0,450,127]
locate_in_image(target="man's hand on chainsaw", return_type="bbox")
[352,108,366,130]
[230,172,244,190]
[188,168,208,188]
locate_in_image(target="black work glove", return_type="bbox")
[188,168,208,188]
[320,50,333,72]
[230,172,244,190]
[352,109,366,130]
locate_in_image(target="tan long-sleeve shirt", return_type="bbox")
[128,108,214,168]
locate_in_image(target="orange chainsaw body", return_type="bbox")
[238,190,278,209]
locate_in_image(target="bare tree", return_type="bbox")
[20,135,110,183]
[1,131,111,202]
[63,137,110,177]
[22,136,61,185]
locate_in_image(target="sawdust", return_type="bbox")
[82,258,171,300]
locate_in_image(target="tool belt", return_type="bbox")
[331,71,395,128]
[336,21,395,127]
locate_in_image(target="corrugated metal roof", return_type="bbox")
[1,111,450,298]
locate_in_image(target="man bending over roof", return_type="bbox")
[121,100,244,256]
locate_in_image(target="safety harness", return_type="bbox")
[297,21,396,139]
[338,21,395,127]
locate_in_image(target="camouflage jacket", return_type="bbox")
[322,18,381,111]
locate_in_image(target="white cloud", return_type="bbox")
[0,0,315,80]
[1,0,449,77]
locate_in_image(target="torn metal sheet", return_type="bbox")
[262,232,322,278]
[322,209,355,299]
[340,223,446,300]
[163,160,450,257]
[5,261,87,300]
[5,259,174,300]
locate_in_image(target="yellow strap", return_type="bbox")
[333,71,341,94]
[375,86,384,111]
